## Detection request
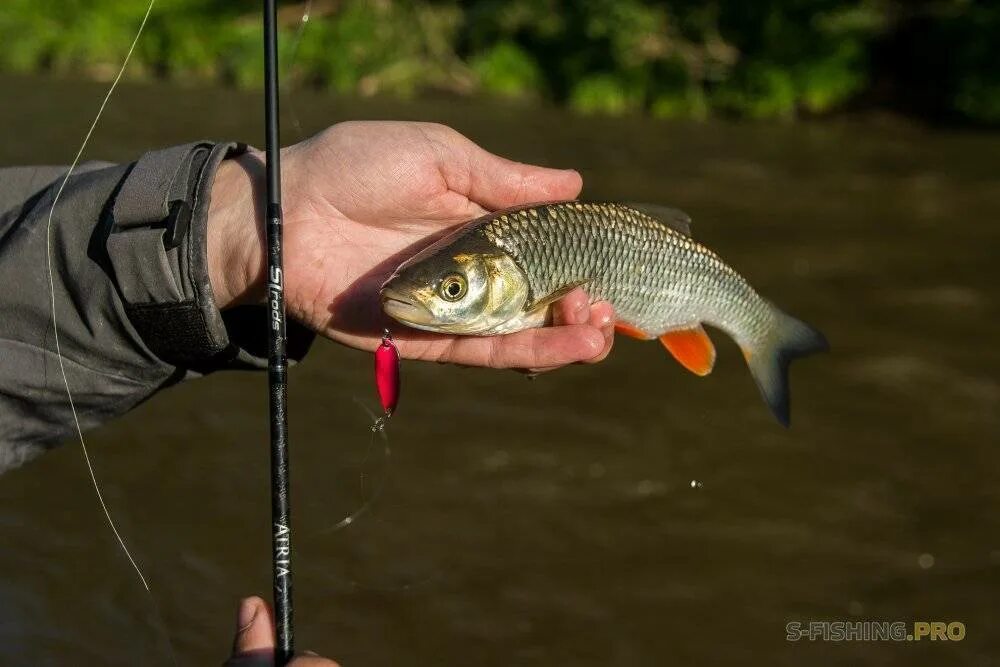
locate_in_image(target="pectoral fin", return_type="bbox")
[659,326,716,376]
[526,280,588,312]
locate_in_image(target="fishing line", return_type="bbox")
[307,335,436,594]
[303,408,431,596]
[44,0,154,596]
[307,397,392,536]
[284,0,314,141]
[307,329,399,537]
[43,1,179,664]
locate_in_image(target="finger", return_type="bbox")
[525,300,615,373]
[590,300,615,330]
[550,288,591,327]
[585,301,616,364]
[231,597,275,657]
[439,324,605,369]
[456,141,582,211]
[530,290,601,372]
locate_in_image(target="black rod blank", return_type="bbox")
[263,0,294,663]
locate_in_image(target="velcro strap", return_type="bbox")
[125,301,234,366]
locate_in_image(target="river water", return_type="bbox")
[0,74,997,666]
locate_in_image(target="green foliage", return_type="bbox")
[796,43,867,114]
[0,0,160,76]
[0,0,997,123]
[570,74,640,115]
[651,87,708,120]
[470,41,542,99]
[292,1,467,97]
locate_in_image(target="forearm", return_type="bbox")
[0,142,311,471]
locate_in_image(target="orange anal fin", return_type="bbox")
[615,322,655,340]
[660,326,717,376]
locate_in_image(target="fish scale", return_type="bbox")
[482,202,770,346]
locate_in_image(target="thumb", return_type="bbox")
[231,596,275,657]
[462,144,583,211]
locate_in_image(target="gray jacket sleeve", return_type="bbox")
[0,142,313,472]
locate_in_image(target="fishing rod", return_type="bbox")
[263,0,294,663]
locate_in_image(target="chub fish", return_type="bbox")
[381,202,828,425]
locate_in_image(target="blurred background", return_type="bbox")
[0,2,998,666]
[2,0,1000,124]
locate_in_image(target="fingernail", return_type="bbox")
[237,598,258,633]
[595,302,614,327]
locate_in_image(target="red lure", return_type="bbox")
[373,329,400,427]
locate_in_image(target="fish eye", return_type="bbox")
[438,274,468,301]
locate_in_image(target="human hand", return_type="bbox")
[225,596,337,667]
[208,121,614,371]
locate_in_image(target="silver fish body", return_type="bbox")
[382,201,827,424]
[477,202,772,348]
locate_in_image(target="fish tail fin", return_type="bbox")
[742,306,828,427]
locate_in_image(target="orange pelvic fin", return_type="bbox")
[615,321,655,340]
[659,326,717,376]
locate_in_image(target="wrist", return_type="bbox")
[207,151,266,309]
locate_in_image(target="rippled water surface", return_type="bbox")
[1,74,998,666]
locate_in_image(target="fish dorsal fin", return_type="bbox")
[626,203,693,236]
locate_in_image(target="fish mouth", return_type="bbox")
[380,286,433,326]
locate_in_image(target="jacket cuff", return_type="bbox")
[105,141,313,370]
